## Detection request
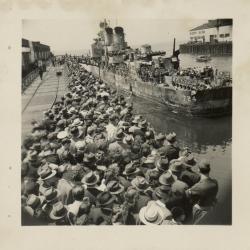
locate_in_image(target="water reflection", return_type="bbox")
[132,96,232,154]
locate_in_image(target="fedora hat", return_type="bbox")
[123,134,134,144]
[138,119,147,128]
[83,152,96,163]
[96,191,115,207]
[155,158,169,172]
[153,185,171,200]
[155,133,166,141]
[170,161,184,174]
[26,194,41,209]
[159,171,177,186]
[30,143,41,152]
[142,156,156,168]
[75,141,86,151]
[139,201,164,225]
[107,181,125,195]
[192,158,210,173]
[72,118,83,127]
[49,201,68,220]
[38,167,57,181]
[57,131,68,140]
[166,132,176,143]
[123,162,140,176]
[28,151,39,163]
[132,116,140,124]
[56,119,66,128]
[115,129,124,140]
[131,176,149,191]
[81,171,99,186]
[44,187,59,202]
[124,188,138,204]
[183,154,197,168]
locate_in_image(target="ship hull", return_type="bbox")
[82,64,232,117]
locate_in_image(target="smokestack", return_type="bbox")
[173,38,176,56]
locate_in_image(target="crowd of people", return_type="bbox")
[171,66,232,91]
[105,63,129,77]
[21,56,219,225]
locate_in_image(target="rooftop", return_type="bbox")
[190,19,232,31]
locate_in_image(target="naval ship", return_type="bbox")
[81,20,232,117]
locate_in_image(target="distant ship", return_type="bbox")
[81,20,232,117]
[196,55,212,62]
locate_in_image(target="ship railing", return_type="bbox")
[22,68,39,93]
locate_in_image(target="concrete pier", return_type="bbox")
[22,66,69,139]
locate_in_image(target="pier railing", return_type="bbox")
[22,68,39,93]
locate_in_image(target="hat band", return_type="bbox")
[46,191,57,201]
[41,170,53,179]
[145,213,159,222]
[126,168,137,175]
[110,185,121,192]
[54,207,67,217]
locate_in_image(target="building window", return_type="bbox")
[225,33,230,37]
[220,34,225,38]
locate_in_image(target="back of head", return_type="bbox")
[199,159,210,175]
[72,185,85,201]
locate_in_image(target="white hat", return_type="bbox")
[57,131,68,139]
[139,201,165,225]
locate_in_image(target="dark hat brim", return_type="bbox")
[122,168,140,176]
[49,208,68,220]
[98,195,116,207]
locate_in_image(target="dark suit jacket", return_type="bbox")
[88,207,113,225]
[84,187,101,205]
[158,144,180,161]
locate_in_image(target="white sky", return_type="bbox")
[22,19,206,53]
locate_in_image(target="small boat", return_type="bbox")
[196,55,211,62]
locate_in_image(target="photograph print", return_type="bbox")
[21,18,232,226]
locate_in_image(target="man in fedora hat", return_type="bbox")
[179,155,201,187]
[106,180,125,205]
[83,152,97,171]
[37,166,58,195]
[23,194,48,224]
[67,185,85,216]
[41,187,61,218]
[158,132,180,161]
[131,176,152,213]
[49,201,70,225]
[105,114,119,141]
[88,191,116,225]
[186,159,218,209]
[74,197,92,225]
[138,200,167,225]
[22,151,42,180]
[108,129,128,157]
[169,161,189,196]
[154,133,166,149]
[81,171,101,205]
[122,161,142,182]
[157,171,186,210]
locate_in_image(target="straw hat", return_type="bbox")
[139,201,164,225]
